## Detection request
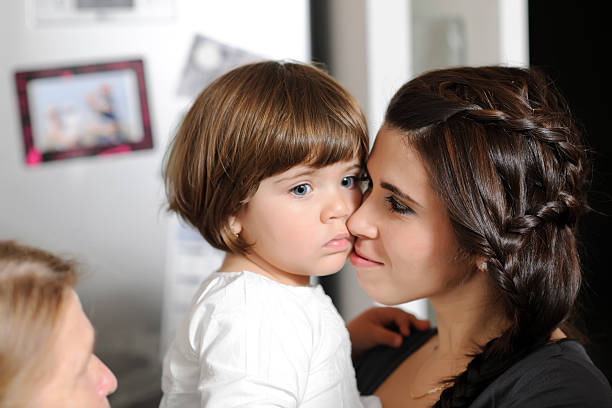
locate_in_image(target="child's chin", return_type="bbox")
[316,257,351,276]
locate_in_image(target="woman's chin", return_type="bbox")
[354,271,386,303]
[355,273,413,306]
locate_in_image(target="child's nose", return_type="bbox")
[322,192,350,222]
[95,356,118,398]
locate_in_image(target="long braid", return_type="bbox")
[385,66,588,408]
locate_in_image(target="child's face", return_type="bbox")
[234,157,362,283]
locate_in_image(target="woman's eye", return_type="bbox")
[385,196,414,215]
[291,183,312,196]
[341,176,357,189]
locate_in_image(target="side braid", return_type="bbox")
[460,107,588,226]
[462,109,585,169]
[434,125,584,408]
[386,66,588,408]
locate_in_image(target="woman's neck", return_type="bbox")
[429,271,508,360]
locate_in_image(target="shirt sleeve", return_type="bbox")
[191,287,315,408]
[505,357,612,408]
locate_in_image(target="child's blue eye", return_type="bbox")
[291,183,312,196]
[341,176,357,189]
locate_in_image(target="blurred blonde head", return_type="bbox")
[0,241,77,407]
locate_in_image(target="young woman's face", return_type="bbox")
[34,291,117,408]
[234,158,362,285]
[348,127,472,305]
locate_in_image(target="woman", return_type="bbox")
[0,241,117,408]
[347,66,612,407]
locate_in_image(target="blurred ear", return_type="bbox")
[228,215,242,236]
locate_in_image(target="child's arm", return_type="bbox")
[347,306,430,360]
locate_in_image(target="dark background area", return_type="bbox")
[529,1,612,381]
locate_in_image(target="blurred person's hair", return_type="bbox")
[0,241,78,407]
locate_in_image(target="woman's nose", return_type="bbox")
[95,356,118,398]
[347,195,377,238]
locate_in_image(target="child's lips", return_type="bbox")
[324,234,352,250]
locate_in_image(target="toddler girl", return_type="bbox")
[160,60,412,407]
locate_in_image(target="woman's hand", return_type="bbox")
[347,306,430,360]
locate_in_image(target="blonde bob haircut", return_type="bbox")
[0,241,78,407]
[164,60,368,254]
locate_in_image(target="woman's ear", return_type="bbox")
[476,258,488,272]
[228,215,242,237]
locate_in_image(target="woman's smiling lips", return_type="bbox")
[349,246,384,267]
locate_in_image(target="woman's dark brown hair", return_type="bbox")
[164,60,368,254]
[385,66,589,407]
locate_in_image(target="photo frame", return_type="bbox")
[15,59,153,165]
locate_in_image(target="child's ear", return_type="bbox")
[228,215,242,237]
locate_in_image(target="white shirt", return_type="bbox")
[160,270,381,408]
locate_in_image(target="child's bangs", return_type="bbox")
[264,109,367,175]
[297,119,366,168]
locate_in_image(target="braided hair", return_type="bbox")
[385,66,589,408]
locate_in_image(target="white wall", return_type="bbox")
[0,1,309,405]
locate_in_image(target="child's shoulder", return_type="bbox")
[194,271,328,303]
[192,270,329,313]
[178,270,349,363]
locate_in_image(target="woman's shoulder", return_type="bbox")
[355,328,438,395]
[471,339,612,408]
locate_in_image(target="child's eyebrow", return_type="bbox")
[344,163,361,172]
[273,169,316,184]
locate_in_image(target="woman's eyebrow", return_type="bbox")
[380,181,423,208]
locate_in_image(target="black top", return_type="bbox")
[355,328,612,407]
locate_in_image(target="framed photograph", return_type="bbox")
[28,0,175,26]
[15,59,153,165]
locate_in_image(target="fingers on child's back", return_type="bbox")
[389,308,415,336]
[390,308,429,335]
[408,313,430,330]
[375,326,403,348]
